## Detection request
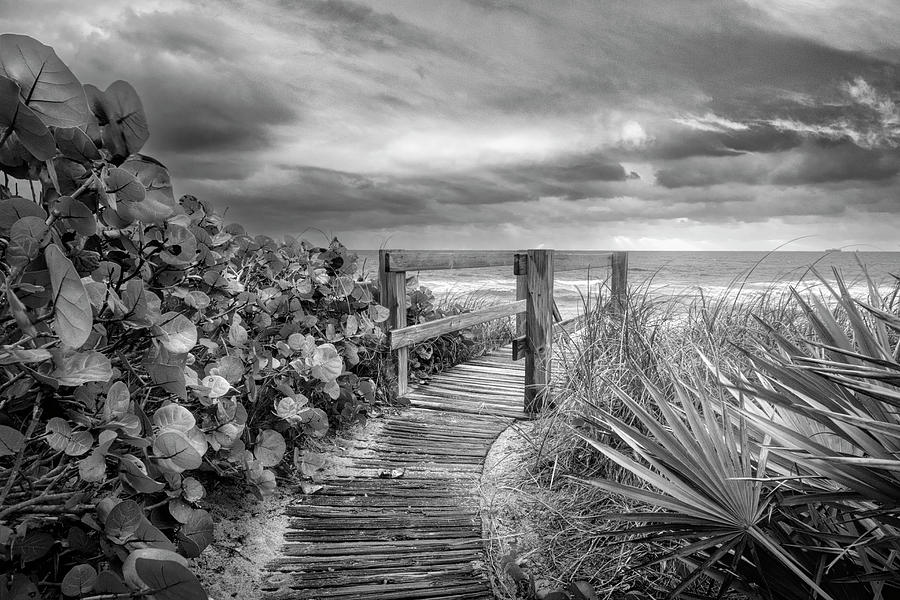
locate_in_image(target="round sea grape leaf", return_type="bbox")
[183,426,209,457]
[148,360,188,401]
[115,413,143,437]
[168,499,194,524]
[304,408,329,438]
[153,431,202,474]
[64,430,94,456]
[0,424,25,457]
[119,454,165,493]
[568,581,599,600]
[254,429,286,468]
[9,216,51,261]
[94,570,128,594]
[85,81,149,159]
[248,467,277,498]
[45,244,93,349]
[332,276,355,297]
[310,343,343,383]
[368,304,390,323]
[323,379,340,400]
[160,223,197,266]
[185,290,210,310]
[0,75,57,161]
[104,380,131,420]
[201,375,230,399]
[153,403,196,433]
[211,421,242,449]
[121,279,160,328]
[177,508,214,558]
[120,155,175,223]
[212,355,244,384]
[15,529,55,562]
[53,126,100,162]
[227,314,249,348]
[66,527,94,554]
[122,548,206,600]
[0,196,46,235]
[181,477,205,502]
[51,350,113,386]
[132,516,176,551]
[157,312,198,354]
[61,563,97,597]
[104,167,144,204]
[97,429,117,451]
[78,449,106,482]
[45,417,94,456]
[52,195,96,236]
[0,34,90,128]
[344,314,359,337]
[358,379,376,403]
[5,574,39,600]
[274,395,308,423]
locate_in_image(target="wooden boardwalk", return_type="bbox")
[263,345,525,599]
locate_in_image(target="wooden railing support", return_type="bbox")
[379,250,408,397]
[524,249,554,414]
[609,251,628,314]
[379,248,626,408]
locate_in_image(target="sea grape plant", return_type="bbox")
[0,33,391,599]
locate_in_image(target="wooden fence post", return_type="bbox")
[524,249,553,414]
[609,251,628,314]
[514,253,527,337]
[379,250,408,397]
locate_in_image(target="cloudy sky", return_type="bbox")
[3,0,899,250]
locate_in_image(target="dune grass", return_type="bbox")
[504,261,900,599]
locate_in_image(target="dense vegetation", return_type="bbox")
[0,34,506,600]
[525,271,900,599]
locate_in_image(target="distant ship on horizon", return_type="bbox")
[825,248,843,252]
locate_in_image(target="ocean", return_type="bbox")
[355,251,900,320]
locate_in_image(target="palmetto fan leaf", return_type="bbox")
[712,269,900,598]
[574,371,838,600]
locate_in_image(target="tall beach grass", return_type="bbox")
[503,260,900,599]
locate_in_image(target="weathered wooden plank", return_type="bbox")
[390,300,525,349]
[554,251,614,273]
[515,251,614,274]
[283,580,492,599]
[525,249,553,414]
[270,548,484,568]
[281,538,485,556]
[384,249,516,272]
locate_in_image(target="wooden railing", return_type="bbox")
[379,249,628,414]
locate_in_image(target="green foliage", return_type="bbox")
[574,270,900,599]
[0,33,393,599]
[404,279,513,382]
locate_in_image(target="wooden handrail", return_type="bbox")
[384,250,515,272]
[390,300,526,350]
[379,248,628,412]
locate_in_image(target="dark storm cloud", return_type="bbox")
[4,0,900,249]
[296,0,468,57]
[645,124,804,161]
[68,8,300,157]
[772,143,900,185]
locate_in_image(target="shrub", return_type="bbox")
[575,270,900,599]
[0,33,391,599]
[404,279,513,383]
